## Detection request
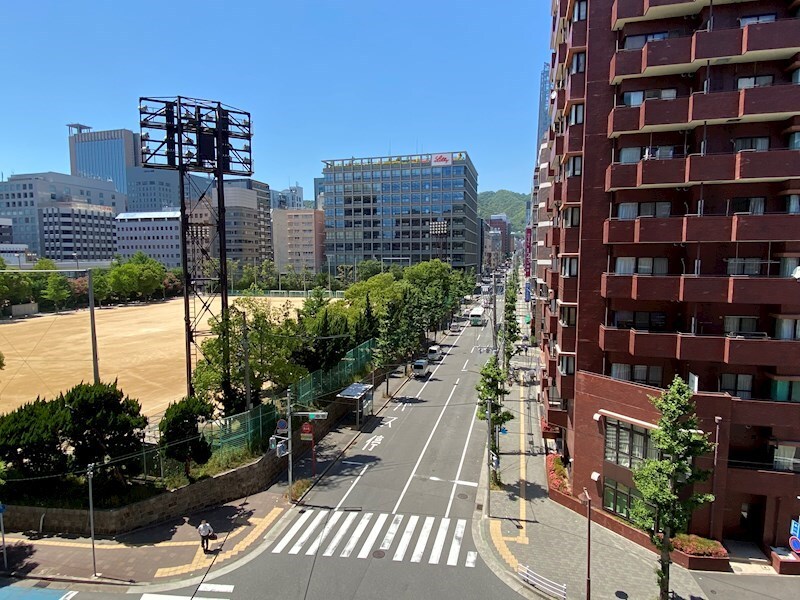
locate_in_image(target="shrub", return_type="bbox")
[160,396,214,476]
[672,533,728,558]
[546,453,570,493]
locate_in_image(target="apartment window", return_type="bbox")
[572,0,587,22]
[613,311,667,331]
[566,156,583,177]
[793,69,800,84]
[739,14,776,27]
[619,147,642,164]
[563,206,581,227]
[623,31,668,49]
[617,202,670,219]
[615,256,668,275]
[776,318,800,340]
[560,306,577,326]
[561,256,578,277]
[726,257,761,275]
[720,374,753,399]
[737,75,773,90]
[611,363,663,387]
[570,52,586,74]
[771,380,800,403]
[774,445,800,472]
[723,316,758,335]
[734,137,769,152]
[558,354,575,375]
[780,257,799,277]
[730,197,765,215]
[604,418,658,470]
[603,478,644,520]
[569,103,584,125]
[790,133,800,150]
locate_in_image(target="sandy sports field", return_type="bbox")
[0,296,307,419]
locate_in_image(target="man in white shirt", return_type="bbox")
[197,519,214,552]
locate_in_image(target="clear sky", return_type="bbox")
[0,0,551,197]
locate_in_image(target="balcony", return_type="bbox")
[557,320,577,353]
[566,71,586,104]
[565,124,584,155]
[548,181,563,211]
[598,325,800,368]
[608,84,800,137]
[611,0,722,30]
[556,368,576,401]
[560,274,578,302]
[600,273,800,305]
[562,226,580,254]
[602,214,800,244]
[727,465,800,496]
[568,18,587,48]
[606,150,800,191]
[610,20,800,84]
[545,226,561,248]
[562,175,582,203]
[546,387,569,430]
[545,268,559,292]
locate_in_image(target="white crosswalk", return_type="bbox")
[270,510,476,567]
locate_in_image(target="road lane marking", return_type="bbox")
[428,518,450,564]
[198,584,235,593]
[289,510,328,554]
[445,403,480,518]
[357,513,389,558]
[340,513,372,557]
[392,515,419,561]
[379,514,404,550]
[305,510,343,555]
[392,383,459,514]
[471,346,475,353]
[410,516,435,563]
[334,464,370,511]
[461,360,468,371]
[447,519,466,566]
[454,479,478,487]
[342,460,363,466]
[321,511,357,556]
[465,550,478,568]
[271,509,314,553]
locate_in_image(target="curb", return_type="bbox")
[0,572,132,588]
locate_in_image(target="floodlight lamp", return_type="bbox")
[185,150,195,159]
[243,143,250,151]
[141,132,150,141]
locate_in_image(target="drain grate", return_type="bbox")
[372,550,385,559]
[458,493,468,500]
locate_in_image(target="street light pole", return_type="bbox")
[579,487,592,599]
[87,270,100,384]
[287,389,293,501]
[710,415,722,537]
[87,463,98,578]
[73,252,79,271]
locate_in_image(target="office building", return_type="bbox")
[0,172,125,255]
[537,62,552,145]
[40,201,115,260]
[538,0,800,555]
[321,152,479,270]
[271,209,326,273]
[313,177,325,210]
[68,125,141,194]
[210,180,271,267]
[126,168,210,213]
[115,211,182,268]
[224,179,273,262]
[488,213,512,255]
[270,185,304,209]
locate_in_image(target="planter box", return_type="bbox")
[770,548,800,575]
[671,548,730,572]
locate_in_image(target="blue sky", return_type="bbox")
[0,0,551,197]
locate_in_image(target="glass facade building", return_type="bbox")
[69,128,141,194]
[321,152,479,270]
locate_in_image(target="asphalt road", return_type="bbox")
[50,303,523,600]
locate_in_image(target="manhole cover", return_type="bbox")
[476,503,483,511]
[33,582,50,588]
[372,550,385,559]
[457,493,468,500]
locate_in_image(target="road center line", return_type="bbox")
[445,403,480,518]
[414,326,465,398]
[334,464,370,511]
[391,383,459,515]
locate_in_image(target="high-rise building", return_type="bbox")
[313,177,325,210]
[321,152,479,270]
[40,201,115,260]
[68,125,141,194]
[269,185,304,209]
[224,179,273,262]
[537,62,551,146]
[126,168,211,213]
[271,209,326,274]
[488,213,512,255]
[0,173,125,256]
[210,180,271,267]
[539,0,800,552]
[115,211,182,268]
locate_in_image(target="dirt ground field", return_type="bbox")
[0,296,307,419]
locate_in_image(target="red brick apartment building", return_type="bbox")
[535,0,800,553]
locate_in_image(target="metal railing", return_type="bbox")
[518,564,567,599]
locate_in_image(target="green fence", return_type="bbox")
[291,338,376,407]
[200,402,278,452]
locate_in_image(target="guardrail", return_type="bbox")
[518,564,567,599]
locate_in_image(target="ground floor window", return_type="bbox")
[602,478,642,520]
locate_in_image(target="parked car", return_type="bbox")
[427,345,442,362]
[449,322,462,334]
[412,359,430,379]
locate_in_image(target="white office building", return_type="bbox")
[115,211,182,268]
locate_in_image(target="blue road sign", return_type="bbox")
[0,503,5,514]
[276,418,288,433]
[791,519,800,538]
[789,535,800,554]
[500,427,508,435]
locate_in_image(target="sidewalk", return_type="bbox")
[0,368,411,590]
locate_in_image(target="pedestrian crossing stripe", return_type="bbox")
[269,510,476,567]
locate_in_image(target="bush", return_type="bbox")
[160,396,214,475]
[191,446,259,480]
[672,533,728,557]
[546,453,570,493]
[289,478,312,501]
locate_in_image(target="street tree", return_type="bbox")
[92,270,111,307]
[630,376,715,600]
[42,273,70,312]
[159,395,214,478]
[357,259,383,282]
[475,354,512,484]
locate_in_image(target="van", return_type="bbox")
[412,359,430,379]
[427,345,442,362]
[449,322,461,334]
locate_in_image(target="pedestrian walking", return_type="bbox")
[198,519,214,553]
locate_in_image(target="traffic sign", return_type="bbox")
[0,503,5,514]
[789,535,800,554]
[308,412,328,421]
[276,418,288,433]
[300,422,313,441]
[791,519,800,538]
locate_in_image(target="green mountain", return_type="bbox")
[477,190,528,233]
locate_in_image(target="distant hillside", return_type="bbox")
[477,190,528,232]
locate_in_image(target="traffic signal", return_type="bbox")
[269,436,277,450]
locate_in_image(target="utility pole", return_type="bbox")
[287,389,293,501]
[87,269,100,384]
[579,487,592,599]
[87,463,98,578]
[242,311,252,411]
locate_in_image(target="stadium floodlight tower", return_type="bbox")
[138,96,253,400]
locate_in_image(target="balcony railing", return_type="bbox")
[728,457,800,474]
